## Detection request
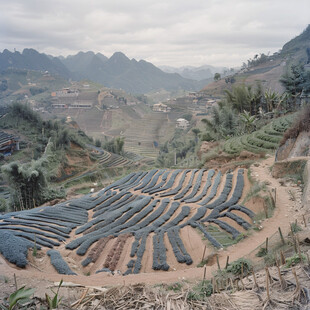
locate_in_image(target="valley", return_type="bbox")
[0,24,310,310]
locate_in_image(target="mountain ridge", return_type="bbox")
[0,48,210,94]
[59,51,204,93]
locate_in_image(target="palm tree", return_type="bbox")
[224,85,251,113]
[264,89,279,112]
[240,110,257,133]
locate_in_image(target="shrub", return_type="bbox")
[256,247,268,257]
[227,258,252,276]
[187,280,213,301]
[285,253,306,267]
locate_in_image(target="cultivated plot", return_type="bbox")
[0,168,256,276]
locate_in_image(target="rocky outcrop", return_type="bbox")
[276,131,310,161]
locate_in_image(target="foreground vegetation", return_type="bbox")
[0,103,95,211]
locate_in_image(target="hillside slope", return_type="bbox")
[201,25,310,96]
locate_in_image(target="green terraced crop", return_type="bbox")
[224,114,296,155]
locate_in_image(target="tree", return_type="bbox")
[182,113,192,121]
[280,64,306,108]
[2,159,48,211]
[264,89,279,112]
[240,110,257,133]
[95,139,102,147]
[102,137,124,155]
[224,83,263,115]
[214,73,221,81]
[202,106,238,140]
[192,128,201,143]
[224,85,251,113]
[225,76,236,84]
[115,137,124,155]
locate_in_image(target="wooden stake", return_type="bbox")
[201,245,207,263]
[265,237,269,253]
[265,267,271,302]
[252,268,258,289]
[296,235,303,264]
[274,187,277,205]
[215,279,219,293]
[203,265,207,280]
[280,251,286,265]
[292,267,302,302]
[293,235,298,254]
[225,256,229,269]
[276,262,287,290]
[265,266,273,284]
[240,277,245,290]
[14,273,18,291]
[216,254,221,270]
[290,223,295,237]
[230,278,235,292]
[278,227,285,245]
[303,214,307,227]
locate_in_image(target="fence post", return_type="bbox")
[201,245,207,263]
[225,256,229,269]
[303,214,307,227]
[274,187,277,205]
[278,227,285,245]
[216,254,221,270]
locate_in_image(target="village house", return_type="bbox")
[51,103,67,108]
[69,100,93,109]
[0,131,19,155]
[153,103,171,112]
[176,118,190,130]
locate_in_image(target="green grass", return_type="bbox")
[74,187,92,195]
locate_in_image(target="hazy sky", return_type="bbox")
[1,0,309,67]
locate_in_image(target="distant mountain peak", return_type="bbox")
[0,48,71,77]
[22,48,40,55]
[110,52,130,62]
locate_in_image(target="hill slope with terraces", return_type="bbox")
[122,112,176,160]
[0,167,260,277]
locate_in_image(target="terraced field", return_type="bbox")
[98,150,133,168]
[0,168,258,276]
[123,112,175,160]
[224,114,295,155]
[88,145,135,168]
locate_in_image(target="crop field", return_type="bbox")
[97,150,133,168]
[0,168,259,276]
[224,114,295,155]
[123,112,176,159]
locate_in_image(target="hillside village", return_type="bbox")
[0,19,310,309]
